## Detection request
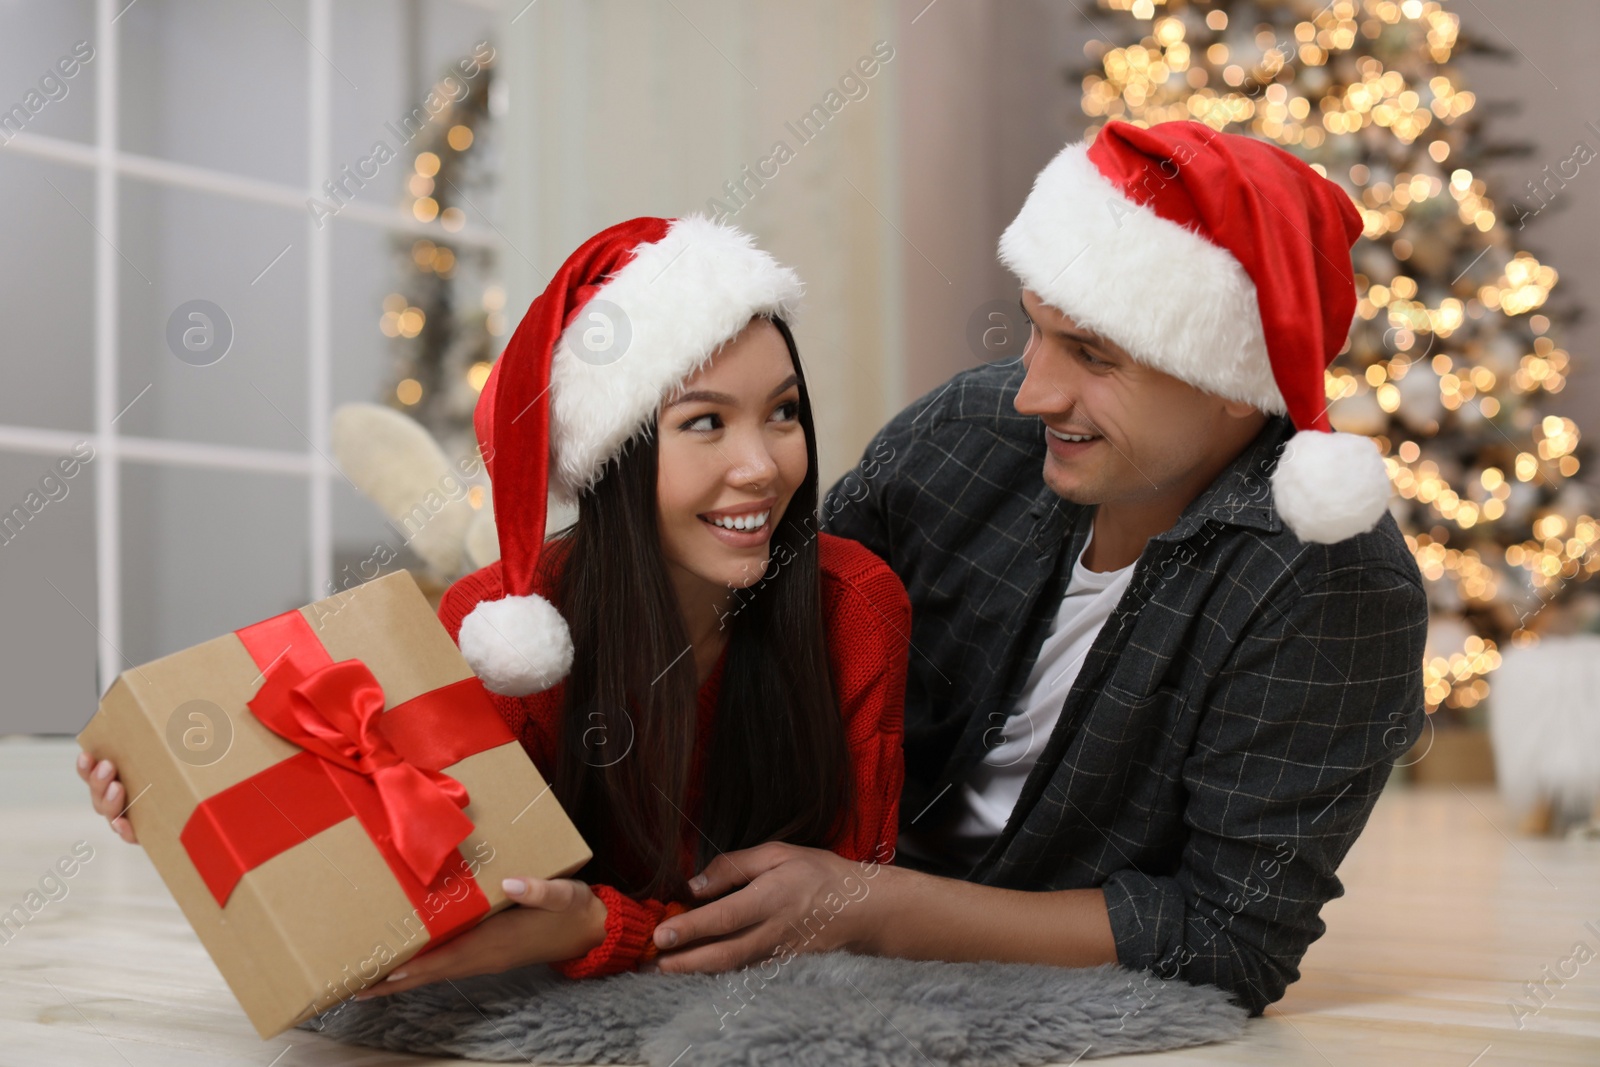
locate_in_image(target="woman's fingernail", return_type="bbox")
[688,875,707,891]
[353,992,373,1001]
[95,760,113,780]
[657,928,678,948]
[502,878,527,896]
[77,753,90,772]
[384,971,408,982]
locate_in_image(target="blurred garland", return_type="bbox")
[379,44,505,476]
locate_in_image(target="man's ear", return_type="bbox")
[1220,397,1264,421]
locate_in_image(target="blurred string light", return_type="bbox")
[379,292,426,341]
[1079,0,1593,719]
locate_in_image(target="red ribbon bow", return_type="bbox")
[247,656,475,888]
[180,607,515,946]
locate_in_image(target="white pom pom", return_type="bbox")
[1270,430,1392,544]
[458,594,574,697]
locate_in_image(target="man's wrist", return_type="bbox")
[855,861,911,956]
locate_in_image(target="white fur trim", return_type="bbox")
[549,215,803,503]
[458,593,574,696]
[1270,431,1391,543]
[998,143,1286,415]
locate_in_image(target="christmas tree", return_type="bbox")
[379,45,505,478]
[1075,0,1594,725]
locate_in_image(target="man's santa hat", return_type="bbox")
[998,119,1391,544]
[458,216,802,696]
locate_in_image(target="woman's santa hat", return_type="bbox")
[458,216,802,696]
[998,119,1391,544]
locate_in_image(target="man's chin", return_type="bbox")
[1040,459,1106,506]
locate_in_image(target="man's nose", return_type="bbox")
[1013,350,1073,418]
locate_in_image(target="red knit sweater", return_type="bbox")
[436,531,910,979]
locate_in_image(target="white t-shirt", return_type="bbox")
[946,536,1136,843]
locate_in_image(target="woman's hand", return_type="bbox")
[77,753,138,844]
[357,877,608,999]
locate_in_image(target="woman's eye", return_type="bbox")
[683,413,721,433]
[772,399,799,422]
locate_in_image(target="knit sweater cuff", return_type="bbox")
[551,885,661,980]
[638,901,690,964]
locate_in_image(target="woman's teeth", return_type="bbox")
[706,510,770,531]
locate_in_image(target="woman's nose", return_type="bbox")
[725,431,779,487]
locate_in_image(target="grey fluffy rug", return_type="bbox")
[301,952,1247,1064]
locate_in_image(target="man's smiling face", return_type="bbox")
[1012,288,1267,510]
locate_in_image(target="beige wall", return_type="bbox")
[896,0,1089,398]
[500,0,902,489]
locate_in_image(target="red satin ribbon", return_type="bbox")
[179,607,515,943]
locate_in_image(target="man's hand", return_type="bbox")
[654,842,1120,976]
[357,877,606,998]
[648,843,886,974]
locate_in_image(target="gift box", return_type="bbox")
[77,570,592,1038]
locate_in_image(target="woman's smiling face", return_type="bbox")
[655,317,809,594]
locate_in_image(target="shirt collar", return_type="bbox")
[1153,416,1291,543]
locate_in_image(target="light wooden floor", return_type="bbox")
[2,737,1596,1066]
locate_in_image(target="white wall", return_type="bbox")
[0,0,502,733]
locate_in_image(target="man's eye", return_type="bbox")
[683,413,720,432]
[1077,346,1107,367]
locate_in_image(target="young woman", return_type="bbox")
[80,216,911,989]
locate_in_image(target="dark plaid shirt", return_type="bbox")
[820,359,1428,1016]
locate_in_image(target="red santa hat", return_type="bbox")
[459,215,803,696]
[998,119,1391,544]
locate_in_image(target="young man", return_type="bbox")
[648,120,1428,1016]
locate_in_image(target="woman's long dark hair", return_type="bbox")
[549,317,852,901]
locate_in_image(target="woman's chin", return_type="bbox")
[724,558,773,590]
[682,553,771,593]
